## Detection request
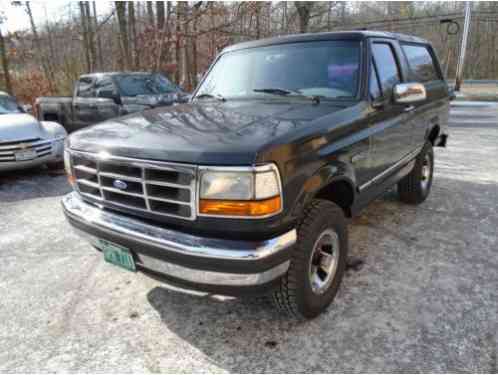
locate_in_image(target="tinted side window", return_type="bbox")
[77,77,95,98]
[371,43,400,94]
[402,44,440,82]
[95,78,116,95]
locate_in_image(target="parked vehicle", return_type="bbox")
[36,72,189,133]
[0,91,66,172]
[62,31,450,319]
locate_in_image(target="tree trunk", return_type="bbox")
[157,2,165,30]
[43,5,58,77]
[175,3,181,84]
[182,3,192,90]
[128,2,139,69]
[147,2,154,25]
[0,29,13,95]
[93,2,104,70]
[166,2,171,25]
[79,2,90,71]
[26,2,55,92]
[295,2,313,33]
[191,2,202,88]
[84,1,96,71]
[115,2,130,70]
[282,2,287,33]
[255,3,261,39]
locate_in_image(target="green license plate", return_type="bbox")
[99,239,136,272]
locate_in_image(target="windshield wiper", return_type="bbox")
[253,88,323,104]
[195,93,226,102]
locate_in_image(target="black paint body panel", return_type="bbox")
[67,31,450,241]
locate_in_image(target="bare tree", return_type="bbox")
[191,2,203,87]
[175,3,181,84]
[295,2,314,33]
[146,2,154,25]
[21,1,55,92]
[93,2,104,70]
[157,2,165,30]
[85,2,96,71]
[115,1,130,70]
[128,2,139,69]
[0,28,13,94]
[79,1,96,72]
[79,2,90,71]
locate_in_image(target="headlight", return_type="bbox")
[199,164,282,218]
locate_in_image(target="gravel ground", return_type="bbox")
[1,102,497,373]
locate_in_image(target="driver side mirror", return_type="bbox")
[393,83,426,104]
[97,89,122,105]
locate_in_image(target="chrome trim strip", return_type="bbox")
[63,192,297,261]
[70,149,196,170]
[101,186,144,198]
[74,165,97,174]
[0,139,53,151]
[358,147,421,192]
[148,196,191,206]
[97,171,137,181]
[145,180,191,190]
[139,256,290,286]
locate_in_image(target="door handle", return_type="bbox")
[404,105,415,112]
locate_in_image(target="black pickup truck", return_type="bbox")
[62,31,449,319]
[36,72,188,133]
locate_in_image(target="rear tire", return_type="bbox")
[272,200,348,319]
[398,142,434,205]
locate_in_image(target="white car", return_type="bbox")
[0,92,67,172]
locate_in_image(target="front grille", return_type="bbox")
[70,151,197,221]
[0,138,53,162]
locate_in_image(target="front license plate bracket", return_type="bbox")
[99,239,136,272]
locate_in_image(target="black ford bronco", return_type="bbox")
[62,31,450,319]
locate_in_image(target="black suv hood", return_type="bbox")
[68,100,347,165]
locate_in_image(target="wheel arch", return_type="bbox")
[427,124,440,145]
[293,162,357,219]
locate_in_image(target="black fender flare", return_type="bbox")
[291,161,357,218]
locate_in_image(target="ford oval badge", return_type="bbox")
[113,180,128,190]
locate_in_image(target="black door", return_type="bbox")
[362,40,414,189]
[94,77,121,122]
[73,77,100,130]
[400,43,450,145]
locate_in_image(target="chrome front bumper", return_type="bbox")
[62,192,296,290]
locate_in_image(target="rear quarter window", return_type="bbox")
[402,44,441,82]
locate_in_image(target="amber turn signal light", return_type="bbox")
[199,196,281,217]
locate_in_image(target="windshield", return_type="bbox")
[0,95,22,115]
[115,74,178,96]
[196,40,361,100]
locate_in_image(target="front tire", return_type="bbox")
[272,200,348,319]
[398,142,434,204]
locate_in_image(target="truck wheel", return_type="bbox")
[397,142,434,204]
[272,200,348,319]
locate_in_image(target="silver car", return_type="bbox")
[0,92,67,172]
